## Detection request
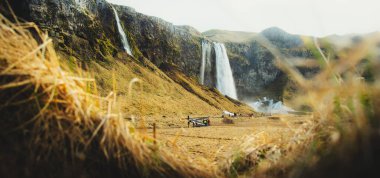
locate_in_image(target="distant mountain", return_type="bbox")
[203,27,304,48]
[323,32,380,50]
[260,27,304,48]
[202,29,257,43]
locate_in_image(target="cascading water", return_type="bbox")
[199,41,212,85]
[112,6,133,56]
[248,97,294,114]
[214,42,238,99]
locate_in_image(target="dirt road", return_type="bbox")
[145,114,311,163]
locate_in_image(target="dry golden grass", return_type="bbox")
[99,62,245,115]
[219,33,380,177]
[67,52,254,119]
[155,115,309,164]
[0,13,217,177]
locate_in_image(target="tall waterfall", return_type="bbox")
[199,41,212,85]
[112,7,133,56]
[214,42,238,99]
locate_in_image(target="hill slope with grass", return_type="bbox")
[0,0,254,118]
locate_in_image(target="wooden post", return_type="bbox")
[187,115,190,128]
[153,123,156,145]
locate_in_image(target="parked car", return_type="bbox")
[187,117,210,127]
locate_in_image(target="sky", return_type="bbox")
[106,0,380,37]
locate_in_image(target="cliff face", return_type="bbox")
[2,0,205,77]
[3,0,121,62]
[114,6,203,77]
[227,41,285,100]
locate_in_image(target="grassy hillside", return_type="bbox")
[59,49,254,120]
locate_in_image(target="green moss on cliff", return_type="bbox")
[96,37,117,61]
[125,30,144,59]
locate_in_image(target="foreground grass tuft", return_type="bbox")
[0,13,216,178]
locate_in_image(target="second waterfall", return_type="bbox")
[112,6,133,56]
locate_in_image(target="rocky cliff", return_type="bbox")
[1,0,122,62]
[1,0,205,77]
[204,27,317,101]
[114,5,203,76]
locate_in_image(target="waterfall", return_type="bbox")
[214,42,238,99]
[112,7,133,56]
[199,41,212,85]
